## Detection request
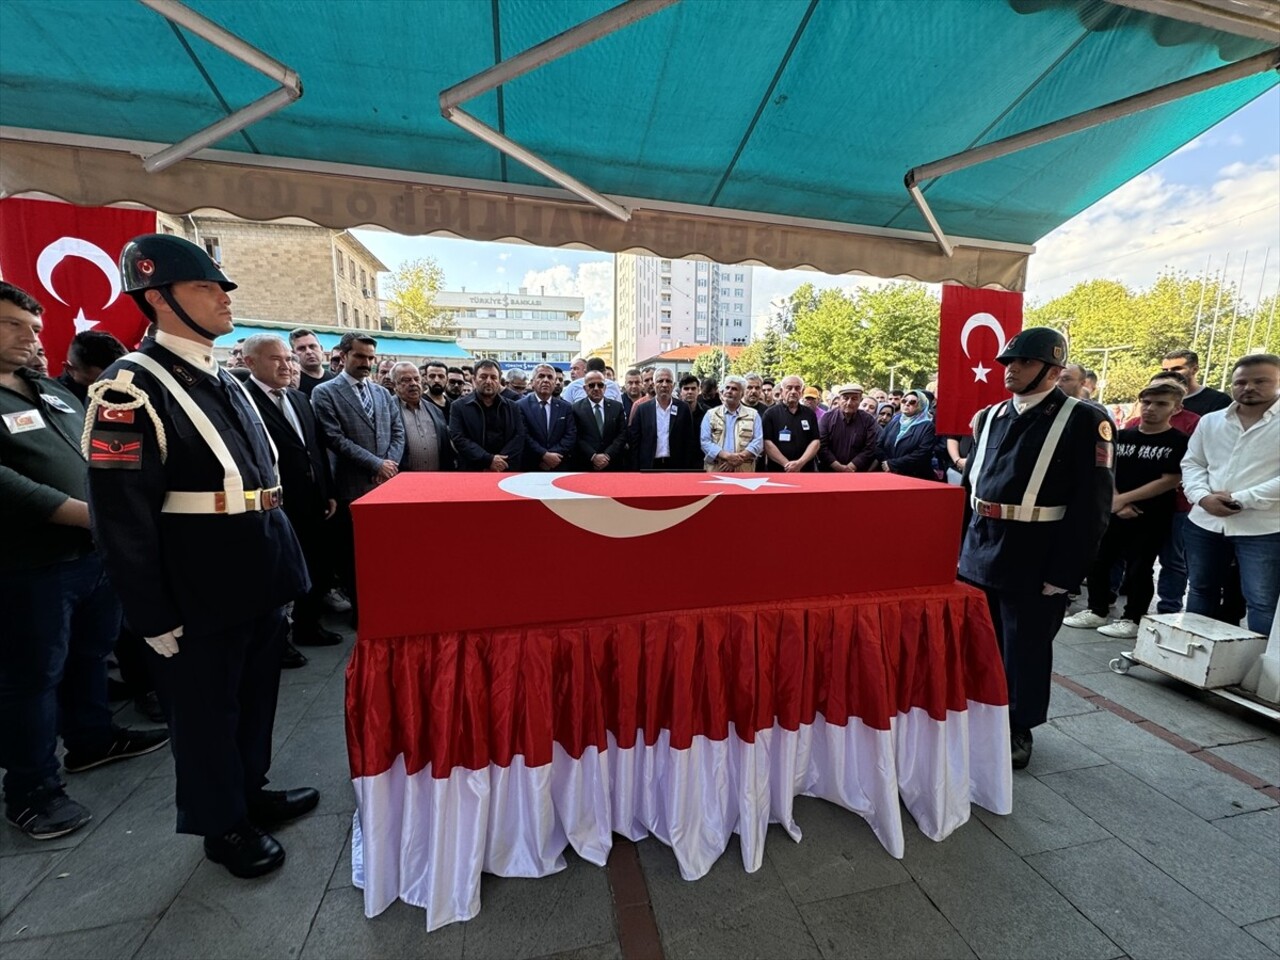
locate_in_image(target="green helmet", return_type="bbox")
[997,326,1067,367]
[120,234,237,294]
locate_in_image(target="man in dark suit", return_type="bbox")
[517,363,577,471]
[628,365,699,470]
[572,370,628,471]
[241,335,342,650]
[447,358,525,471]
[310,333,405,616]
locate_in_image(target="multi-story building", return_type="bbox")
[615,255,753,369]
[156,213,388,332]
[434,288,583,371]
[156,213,469,365]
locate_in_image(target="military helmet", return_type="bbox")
[120,234,237,294]
[996,326,1067,367]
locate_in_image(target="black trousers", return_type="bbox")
[286,507,334,637]
[1087,515,1165,622]
[151,606,286,836]
[332,501,358,611]
[980,586,1069,732]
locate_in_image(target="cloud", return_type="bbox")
[497,252,511,261]
[1029,154,1280,306]
[521,261,615,351]
[495,266,505,274]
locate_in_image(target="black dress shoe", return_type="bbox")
[292,626,343,647]
[204,822,285,878]
[1011,728,1034,770]
[133,691,166,724]
[247,787,320,826]
[280,641,308,669]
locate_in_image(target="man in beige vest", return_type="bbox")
[700,375,763,473]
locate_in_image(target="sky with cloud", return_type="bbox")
[355,86,1278,352]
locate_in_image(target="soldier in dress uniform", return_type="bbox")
[959,327,1113,770]
[84,235,319,878]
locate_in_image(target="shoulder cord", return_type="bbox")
[81,371,170,462]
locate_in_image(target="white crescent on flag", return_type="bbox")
[35,237,122,319]
[960,312,1008,383]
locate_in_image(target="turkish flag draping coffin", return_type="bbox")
[0,198,156,376]
[934,285,1023,436]
[352,472,965,637]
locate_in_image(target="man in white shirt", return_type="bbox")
[1181,353,1280,635]
[561,356,621,405]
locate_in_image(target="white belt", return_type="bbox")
[162,486,284,515]
[972,498,1066,522]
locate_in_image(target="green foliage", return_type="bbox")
[691,348,730,380]
[731,324,787,380]
[1027,269,1276,402]
[385,258,451,334]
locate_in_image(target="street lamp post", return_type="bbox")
[1080,345,1133,403]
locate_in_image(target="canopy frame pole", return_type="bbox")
[904,47,1280,257]
[137,0,302,174]
[440,0,680,222]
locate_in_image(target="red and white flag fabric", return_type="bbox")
[345,580,1013,931]
[0,198,155,376]
[934,285,1023,436]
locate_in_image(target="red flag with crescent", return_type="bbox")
[0,198,156,377]
[934,285,1023,436]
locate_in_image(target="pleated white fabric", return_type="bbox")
[352,701,1011,932]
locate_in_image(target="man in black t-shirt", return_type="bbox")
[1064,381,1188,638]
[1160,349,1230,416]
[762,375,821,472]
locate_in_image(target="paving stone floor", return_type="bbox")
[1,610,1277,960]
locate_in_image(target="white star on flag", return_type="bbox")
[971,362,991,383]
[702,476,795,491]
[72,308,98,334]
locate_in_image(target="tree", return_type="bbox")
[731,324,789,381]
[385,258,450,334]
[691,348,730,381]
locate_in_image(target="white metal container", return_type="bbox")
[1131,613,1266,690]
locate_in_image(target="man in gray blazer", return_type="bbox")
[310,333,405,619]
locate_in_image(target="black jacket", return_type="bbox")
[86,340,309,637]
[447,391,526,470]
[959,387,1113,593]
[875,415,940,480]
[243,379,333,520]
[627,397,700,469]
[572,397,628,470]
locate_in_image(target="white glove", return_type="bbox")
[1041,584,1068,596]
[145,625,184,657]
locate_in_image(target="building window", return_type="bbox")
[349,257,356,279]
[335,251,344,276]
[734,288,744,297]
[340,302,348,323]
[734,319,743,327]
[360,268,367,289]
[661,293,671,304]
[660,260,672,271]
[735,273,744,282]
[354,308,361,327]
[697,295,706,304]
[661,278,671,288]
[697,278,707,287]
[734,303,743,313]
[202,237,221,263]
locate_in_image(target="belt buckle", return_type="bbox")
[214,492,227,514]
[978,501,1001,519]
[261,487,282,510]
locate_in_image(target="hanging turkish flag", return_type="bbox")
[0,198,155,376]
[934,285,1023,436]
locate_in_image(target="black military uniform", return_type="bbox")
[84,235,317,879]
[958,328,1113,769]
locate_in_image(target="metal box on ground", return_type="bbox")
[1131,613,1266,690]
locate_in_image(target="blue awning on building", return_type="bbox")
[1,1,1274,290]
[217,325,472,360]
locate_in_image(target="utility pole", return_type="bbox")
[887,365,900,393]
[1192,254,1211,347]
[1204,253,1230,385]
[1080,345,1133,403]
[1245,247,1270,352]
[1220,251,1249,390]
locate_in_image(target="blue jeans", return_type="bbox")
[0,553,121,803]
[1184,523,1280,636]
[1156,512,1190,614]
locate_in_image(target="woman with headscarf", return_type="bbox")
[875,401,895,428]
[874,389,940,480]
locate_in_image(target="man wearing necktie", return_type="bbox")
[517,363,576,471]
[85,235,316,880]
[241,335,341,653]
[571,371,628,470]
[310,333,405,622]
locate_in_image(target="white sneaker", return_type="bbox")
[1063,610,1108,629]
[323,588,352,613]
[1098,619,1139,639]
